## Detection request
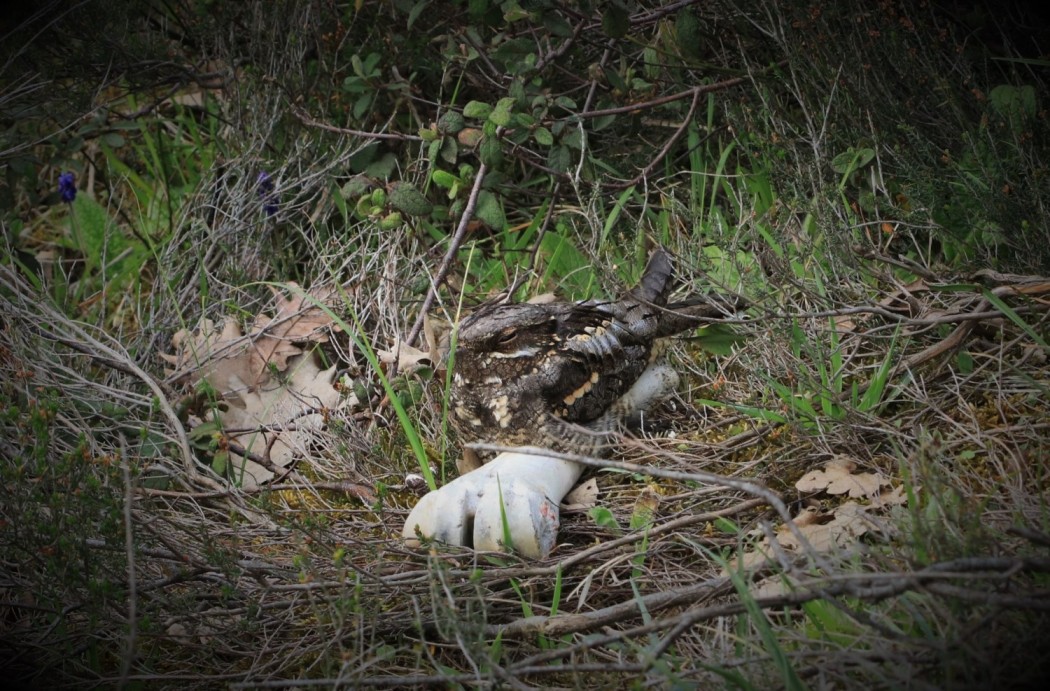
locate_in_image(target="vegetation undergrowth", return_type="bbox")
[2,0,1048,687]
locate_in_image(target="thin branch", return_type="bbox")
[291,104,423,142]
[406,156,492,346]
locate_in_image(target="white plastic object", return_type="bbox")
[402,451,583,558]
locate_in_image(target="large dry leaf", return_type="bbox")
[246,284,341,384]
[795,455,891,500]
[264,283,341,342]
[726,502,887,575]
[162,288,353,490]
[163,284,342,389]
[869,483,910,508]
[376,337,433,372]
[162,318,255,393]
[749,573,803,600]
[878,279,928,313]
[774,502,875,552]
[213,351,354,489]
[422,313,441,367]
[247,313,304,382]
[456,447,483,475]
[630,486,661,530]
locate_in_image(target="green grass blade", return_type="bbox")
[278,282,435,490]
[859,324,900,412]
[719,551,808,691]
[982,288,1050,350]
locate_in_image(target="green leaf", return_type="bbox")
[389,182,434,216]
[602,1,629,38]
[439,136,458,164]
[553,95,577,111]
[604,67,627,92]
[989,84,1037,119]
[547,145,572,172]
[693,324,747,356]
[468,0,490,20]
[406,0,428,29]
[463,100,493,119]
[543,14,573,37]
[355,195,373,218]
[562,127,583,150]
[533,127,554,146]
[675,8,701,59]
[591,113,616,131]
[188,420,220,442]
[211,450,228,476]
[437,110,465,134]
[588,506,622,534]
[431,169,460,190]
[363,152,397,179]
[353,92,374,120]
[479,136,503,167]
[831,147,875,175]
[101,132,125,148]
[340,176,371,200]
[350,54,364,77]
[489,97,516,127]
[474,190,505,229]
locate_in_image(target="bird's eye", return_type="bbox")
[496,331,517,345]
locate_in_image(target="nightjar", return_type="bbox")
[447,248,743,461]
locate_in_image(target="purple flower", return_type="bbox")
[58,172,76,203]
[257,171,278,217]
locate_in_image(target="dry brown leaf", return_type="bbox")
[265,283,341,342]
[730,543,776,573]
[162,318,256,392]
[170,90,206,108]
[245,284,341,384]
[377,337,433,372]
[247,314,304,383]
[795,455,891,500]
[877,279,929,313]
[725,502,884,575]
[869,484,910,508]
[211,351,354,489]
[166,312,355,489]
[749,573,808,599]
[775,502,873,552]
[832,315,857,332]
[562,478,599,512]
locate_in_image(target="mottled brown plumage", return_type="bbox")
[448,248,742,458]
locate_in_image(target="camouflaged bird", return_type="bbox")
[447,248,743,460]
